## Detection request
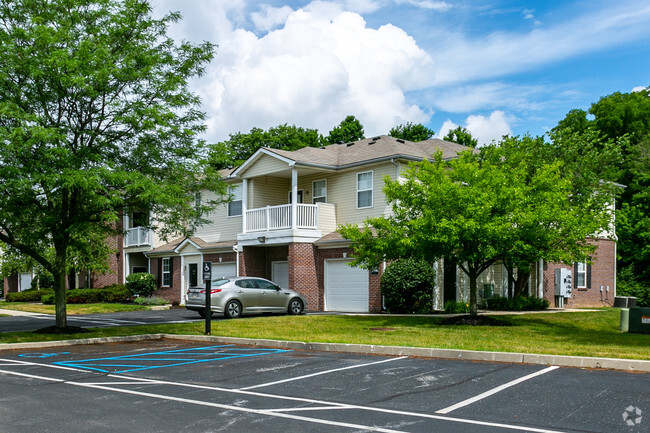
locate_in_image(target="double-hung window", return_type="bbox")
[357,171,373,208]
[228,184,242,217]
[162,258,171,287]
[574,260,591,289]
[312,180,327,204]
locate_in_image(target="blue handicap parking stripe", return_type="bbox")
[53,345,292,374]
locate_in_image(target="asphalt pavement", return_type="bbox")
[0,339,646,433]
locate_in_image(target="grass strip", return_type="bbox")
[1,309,648,360]
[0,302,148,315]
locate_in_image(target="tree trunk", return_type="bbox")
[53,243,68,329]
[469,272,479,316]
[513,268,531,298]
[53,269,67,328]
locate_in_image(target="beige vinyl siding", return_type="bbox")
[242,154,290,178]
[178,243,201,255]
[328,162,397,225]
[249,176,290,208]
[192,189,241,243]
[316,202,337,234]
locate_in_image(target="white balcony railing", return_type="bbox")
[245,204,318,232]
[124,227,152,247]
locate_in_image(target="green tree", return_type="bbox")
[555,88,650,286]
[325,115,365,144]
[210,124,323,169]
[389,122,435,142]
[444,126,478,148]
[0,0,223,329]
[339,147,613,315]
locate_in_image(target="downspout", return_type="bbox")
[390,158,399,179]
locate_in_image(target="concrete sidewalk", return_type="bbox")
[0,308,49,317]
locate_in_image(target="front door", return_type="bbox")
[189,263,198,287]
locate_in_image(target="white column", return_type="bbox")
[242,179,248,233]
[291,167,298,229]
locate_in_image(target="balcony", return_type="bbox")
[244,203,336,234]
[124,227,152,247]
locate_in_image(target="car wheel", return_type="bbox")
[288,298,304,315]
[224,300,242,319]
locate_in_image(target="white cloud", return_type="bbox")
[437,119,458,139]
[193,3,435,140]
[632,86,649,92]
[436,111,512,146]
[251,5,293,32]
[428,2,650,85]
[465,111,512,145]
[397,0,452,11]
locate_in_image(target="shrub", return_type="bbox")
[126,273,157,298]
[30,272,54,290]
[380,258,435,314]
[444,301,470,314]
[617,279,650,307]
[134,296,168,306]
[5,289,54,302]
[41,286,132,304]
[486,295,549,311]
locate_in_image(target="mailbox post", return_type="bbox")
[203,262,212,335]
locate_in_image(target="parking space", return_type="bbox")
[0,340,646,432]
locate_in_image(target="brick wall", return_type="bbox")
[150,256,183,305]
[3,274,18,298]
[543,238,616,308]
[240,246,288,280]
[289,243,319,311]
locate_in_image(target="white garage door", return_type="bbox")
[325,259,369,312]
[272,261,289,290]
[212,262,237,279]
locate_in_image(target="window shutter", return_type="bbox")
[169,257,173,286]
[573,263,578,288]
[587,262,592,289]
[157,258,162,288]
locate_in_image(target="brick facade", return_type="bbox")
[542,238,616,308]
[288,243,320,311]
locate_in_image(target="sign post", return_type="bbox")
[203,262,212,335]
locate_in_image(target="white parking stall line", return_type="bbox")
[435,366,560,415]
[0,362,570,433]
[239,356,409,390]
[0,369,65,382]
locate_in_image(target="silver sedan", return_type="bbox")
[185,276,307,319]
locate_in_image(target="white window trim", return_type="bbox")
[576,260,587,288]
[228,184,242,217]
[162,257,171,287]
[312,179,327,204]
[357,171,373,209]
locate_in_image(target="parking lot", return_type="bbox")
[0,339,646,432]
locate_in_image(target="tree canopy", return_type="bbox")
[340,137,617,315]
[209,124,323,169]
[555,88,650,285]
[443,126,478,148]
[325,115,365,144]
[0,0,222,329]
[389,122,435,142]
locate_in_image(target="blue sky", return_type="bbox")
[154,0,650,145]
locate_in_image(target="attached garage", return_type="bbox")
[212,262,237,279]
[324,259,369,312]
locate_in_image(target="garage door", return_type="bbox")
[272,261,289,290]
[325,259,369,312]
[212,262,237,279]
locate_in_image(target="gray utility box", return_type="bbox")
[620,307,650,334]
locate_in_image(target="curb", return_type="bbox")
[1,334,649,372]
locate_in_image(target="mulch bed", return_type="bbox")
[34,326,91,334]
[439,315,514,326]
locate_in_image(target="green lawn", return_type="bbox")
[0,302,149,315]
[1,309,648,360]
